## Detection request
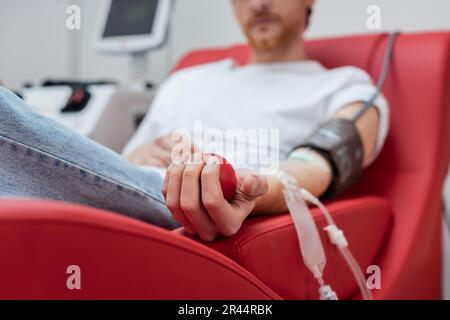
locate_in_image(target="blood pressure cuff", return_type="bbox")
[292,118,364,199]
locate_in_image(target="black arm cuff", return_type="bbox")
[289,118,364,200]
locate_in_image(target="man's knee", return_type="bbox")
[0,86,25,115]
[0,85,34,117]
[0,86,37,144]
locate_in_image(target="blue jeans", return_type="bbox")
[0,86,180,230]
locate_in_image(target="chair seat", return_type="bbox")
[176,196,392,299]
[0,199,280,299]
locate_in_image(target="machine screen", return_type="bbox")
[103,0,159,38]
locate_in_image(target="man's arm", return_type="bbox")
[161,102,381,241]
[252,102,380,215]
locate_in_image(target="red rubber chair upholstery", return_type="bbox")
[1,32,449,300]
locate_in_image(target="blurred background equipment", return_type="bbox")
[95,0,174,86]
[20,0,174,153]
[22,81,152,152]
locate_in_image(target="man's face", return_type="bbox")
[233,0,314,51]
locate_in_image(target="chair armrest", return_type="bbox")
[177,196,392,300]
[0,199,280,300]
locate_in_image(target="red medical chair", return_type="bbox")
[0,32,449,300]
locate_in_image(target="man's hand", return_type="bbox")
[127,133,196,168]
[161,156,268,242]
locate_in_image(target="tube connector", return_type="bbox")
[274,170,298,189]
[319,285,338,300]
[299,188,319,205]
[324,225,348,249]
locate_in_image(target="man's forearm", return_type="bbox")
[252,149,333,215]
[252,102,381,216]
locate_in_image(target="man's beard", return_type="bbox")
[248,29,295,52]
[245,18,302,52]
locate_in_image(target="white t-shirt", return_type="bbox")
[123,58,389,172]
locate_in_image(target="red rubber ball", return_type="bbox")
[203,153,237,202]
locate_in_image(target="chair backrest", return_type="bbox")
[174,32,450,200]
[174,32,450,298]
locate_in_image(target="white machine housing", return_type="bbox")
[94,0,173,54]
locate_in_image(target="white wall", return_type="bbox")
[3,0,450,88]
[0,0,72,89]
[0,0,449,298]
[76,0,244,85]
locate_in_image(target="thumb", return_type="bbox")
[239,173,269,198]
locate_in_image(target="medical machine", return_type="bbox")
[95,0,174,84]
[22,0,174,152]
[22,82,154,152]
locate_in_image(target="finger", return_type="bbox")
[201,158,239,236]
[161,168,170,200]
[127,144,168,167]
[191,143,200,154]
[133,156,165,167]
[165,163,196,234]
[171,142,199,165]
[155,135,177,151]
[149,145,173,167]
[143,156,167,168]
[180,163,219,242]
[128,152,161,167]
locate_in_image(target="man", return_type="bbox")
[0,0,388,242]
